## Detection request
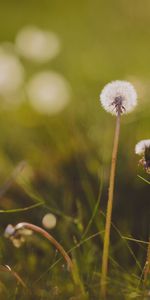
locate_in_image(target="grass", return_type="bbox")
[0,172,149,299]
[0,0,150,299]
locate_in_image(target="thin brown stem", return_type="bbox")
[143,238,150,285]
[15,222,73,271]
[5,222,86,296]
[100,114,121,298]
[0,265,27,289]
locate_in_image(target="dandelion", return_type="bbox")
[135,139,150,174]
[99,80,137,297]
[15,26,60,63]
[27,71,71,114]
[135,139,150,155]
[100,80,137,115]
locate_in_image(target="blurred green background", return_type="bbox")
[0,1,150,299]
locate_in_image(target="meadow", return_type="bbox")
[0,1,150,299]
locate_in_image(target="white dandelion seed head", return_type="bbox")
[27,71,71,115]
[15,26,61,63]
[100,80,137,116]
[135,139,150,155]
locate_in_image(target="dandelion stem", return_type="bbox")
[143,238,150,285]
[15,222,73,270]
[14,222,84,291]
[100,114,121,298]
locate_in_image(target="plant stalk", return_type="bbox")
[143,238,150,285]
[100,114,121,298]
[16,222,73,270]
[15,222,85,294]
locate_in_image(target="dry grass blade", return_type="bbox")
[0,265,27,289]
[8,222,87,296]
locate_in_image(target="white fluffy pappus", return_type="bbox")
[135,139,150,155]
[100,80,137,116]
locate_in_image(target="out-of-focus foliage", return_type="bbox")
[0,0,150,299]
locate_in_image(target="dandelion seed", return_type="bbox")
[135,139,150,174]
[100,80,137,115]
[15,26,60,63]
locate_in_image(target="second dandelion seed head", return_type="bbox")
[135,139,150,174]
[100,80,137,116]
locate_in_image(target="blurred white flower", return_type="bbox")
[4,224,15,237]
[42,213,57,229]
[135,139,150,155]
[27,71,71,114]
[15,26,60,63]
[0,48,24,95]
[100,80,137,115]
[4,224,32,248]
